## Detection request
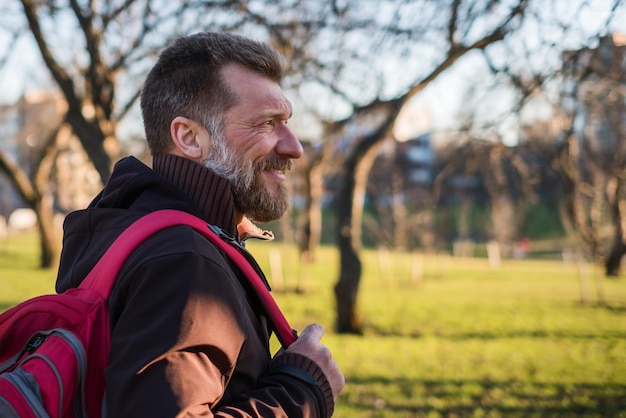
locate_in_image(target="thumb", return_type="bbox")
[296,323,324,342]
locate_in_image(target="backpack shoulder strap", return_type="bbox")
[79,209,297,348]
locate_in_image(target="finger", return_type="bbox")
[298,323,324,341]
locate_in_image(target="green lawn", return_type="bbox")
[2,233,625,417]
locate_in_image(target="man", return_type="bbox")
[56,32,344,417]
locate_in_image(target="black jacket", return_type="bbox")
[56,155,333,417]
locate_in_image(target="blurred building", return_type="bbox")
[0,92,62,218]
[562,33,626,152]
[396,133,433,183]
[367,133,435,208]
[0,92,101,219]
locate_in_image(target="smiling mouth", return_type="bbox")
[269,163,289,175]
[258,157,291,176]
[265,168,286,180]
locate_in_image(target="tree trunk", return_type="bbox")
[351,143,383,250]
[0,152,58,268]
[308,163,324,259]
[391,169,407,251]
[605,242,625,276]
[483,144,515,257]
[297,159,324,262]
[34,193,57,268]
[333,105,400,334]
[334,232,362,333]
[334,136,365,334]
[66,112,114,185]
[605,176,626,277]
[334,141,384,333]
[457,198,471,239]
[490,194,515,258]
[334,166,363,333]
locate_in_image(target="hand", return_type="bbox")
[286,323,345,399]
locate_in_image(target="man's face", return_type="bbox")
[203,64,303,222]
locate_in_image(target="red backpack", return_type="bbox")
[0,209,296,417]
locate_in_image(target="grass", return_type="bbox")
[2,232,625,417]
[0,233,57,312]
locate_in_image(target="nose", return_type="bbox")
[276,124,304,159]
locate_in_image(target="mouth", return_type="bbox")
[264,168,286,181]
[258,157,291,181]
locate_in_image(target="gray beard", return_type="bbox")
[203,136,290,222]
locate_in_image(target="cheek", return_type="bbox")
[225,125,276,161]
[239,139,275,163]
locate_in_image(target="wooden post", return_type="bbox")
[297,252,310,293]
[0,216,6,237]
[269,248,284,292]
[575,248,590,305]
[486,240,501,269]
[592,263,606,306]
[378,247,392,283]
[411,250,423,286]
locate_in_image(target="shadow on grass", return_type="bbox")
[365,324,626,340]
[340,376,626,417]
[600,303,626,314]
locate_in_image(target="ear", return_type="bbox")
[170,116,207,161]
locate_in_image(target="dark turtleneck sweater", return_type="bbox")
[152,153,238,238]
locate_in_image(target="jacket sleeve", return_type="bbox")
[105,239,333,417]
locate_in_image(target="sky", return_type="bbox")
[1,0,625,146]
[395,0,626,145]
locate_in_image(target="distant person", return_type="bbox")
[56,31,344,417]
[513,237,531,258]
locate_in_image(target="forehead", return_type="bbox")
[221,63,292,117]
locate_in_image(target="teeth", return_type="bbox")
[263,166,287,175]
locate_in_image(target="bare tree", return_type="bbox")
[326,0,626,331]
[435,3,626,277]
[2,1,622,331]
[583,44,626,276]
[293,141,328,263]
[0,0,263,264]
[559,34,626,276]
[0,0,348,266]
[323,1,528,334]
[0,120,69,267]
[433,136,539,256]
[2,0,309,183]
